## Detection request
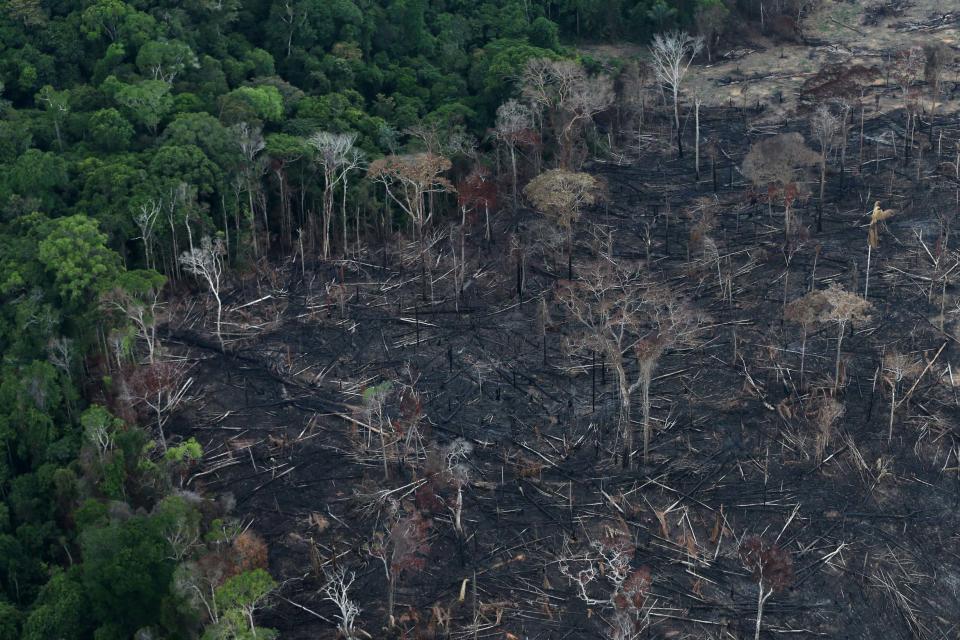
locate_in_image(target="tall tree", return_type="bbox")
[649,31,703,158]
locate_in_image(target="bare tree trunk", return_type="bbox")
[834,322,845,392]
[674,89,683,158]
[510,145,518,211]
[695,100,701,180]
[886,378,896,443]
[799,325,808,388]
[864,243,872,300]
[755,583,769,640]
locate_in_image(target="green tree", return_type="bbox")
[38,215,119,305]
[20,569,92,640]
[136,40,198,85]
[103,76,173,135]
[80,514,177,636]
[87,108,134,151]
[205,569,277,640]
[219,86,284,125]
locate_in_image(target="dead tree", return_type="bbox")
[321,565,361,639]
[924,43,953,113]
[740,537,793,640]
[810,393,844,463]
[690,78,709,181]
[125,360,193,450]
[457,167,497,241]
[819,283,872,392]
[308,131,363,258]
[892,47,924,150]
[494,99,535,209]
[809,104,839,221]
[558,526,652,638]
[742,133,818,234]
[524,169,602,279]
[649,31,703,158]
[558,259,701,467]
[369,506,432,628]
[616,59,649,157]
[784,289,828,387]
[882,351,921,444]
[369,153,454,296]
[522,58,613,169]
[179,236,226,351]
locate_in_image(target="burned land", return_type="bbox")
[166,93,960,639]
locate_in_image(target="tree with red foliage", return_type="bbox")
[124,359,193,450]
[740,536,793,640]
[458,168,497,241]
[369,505,432,628]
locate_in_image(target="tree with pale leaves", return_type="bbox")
[307,131,364,258]
[649,31,703,158]
[494,99,535,209]
[810,104,840,225]
[368,152,454,246]
[558,257,702,468]
[819,283,872,392]
[524,169,602,278]
[522,58,613,169]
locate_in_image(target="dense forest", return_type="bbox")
[2,0,959,638]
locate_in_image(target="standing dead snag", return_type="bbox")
[739,537,793,640]
[457,167,497,241]
[742,133,818,237]
[322,565,361,639]
[369,153,454,295]
[308,131,364,258]
[810,393,844,464]
[924,43,954,113]
[649,31,703,158]
[179,236,226,351]
[819,283,872,393]
[361,380,394,479]
[524,169,602,279]
[125,360,193,450]
[557,260,701,468]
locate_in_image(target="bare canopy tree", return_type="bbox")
[179,236,226,351]
[522,58,613,169]
[558,256,701,468]
[494,99,535,209]
[649,31,703,158]
[809,104,840,223]
[308,131,363,259]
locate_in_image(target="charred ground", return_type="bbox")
[166,96,960,639]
